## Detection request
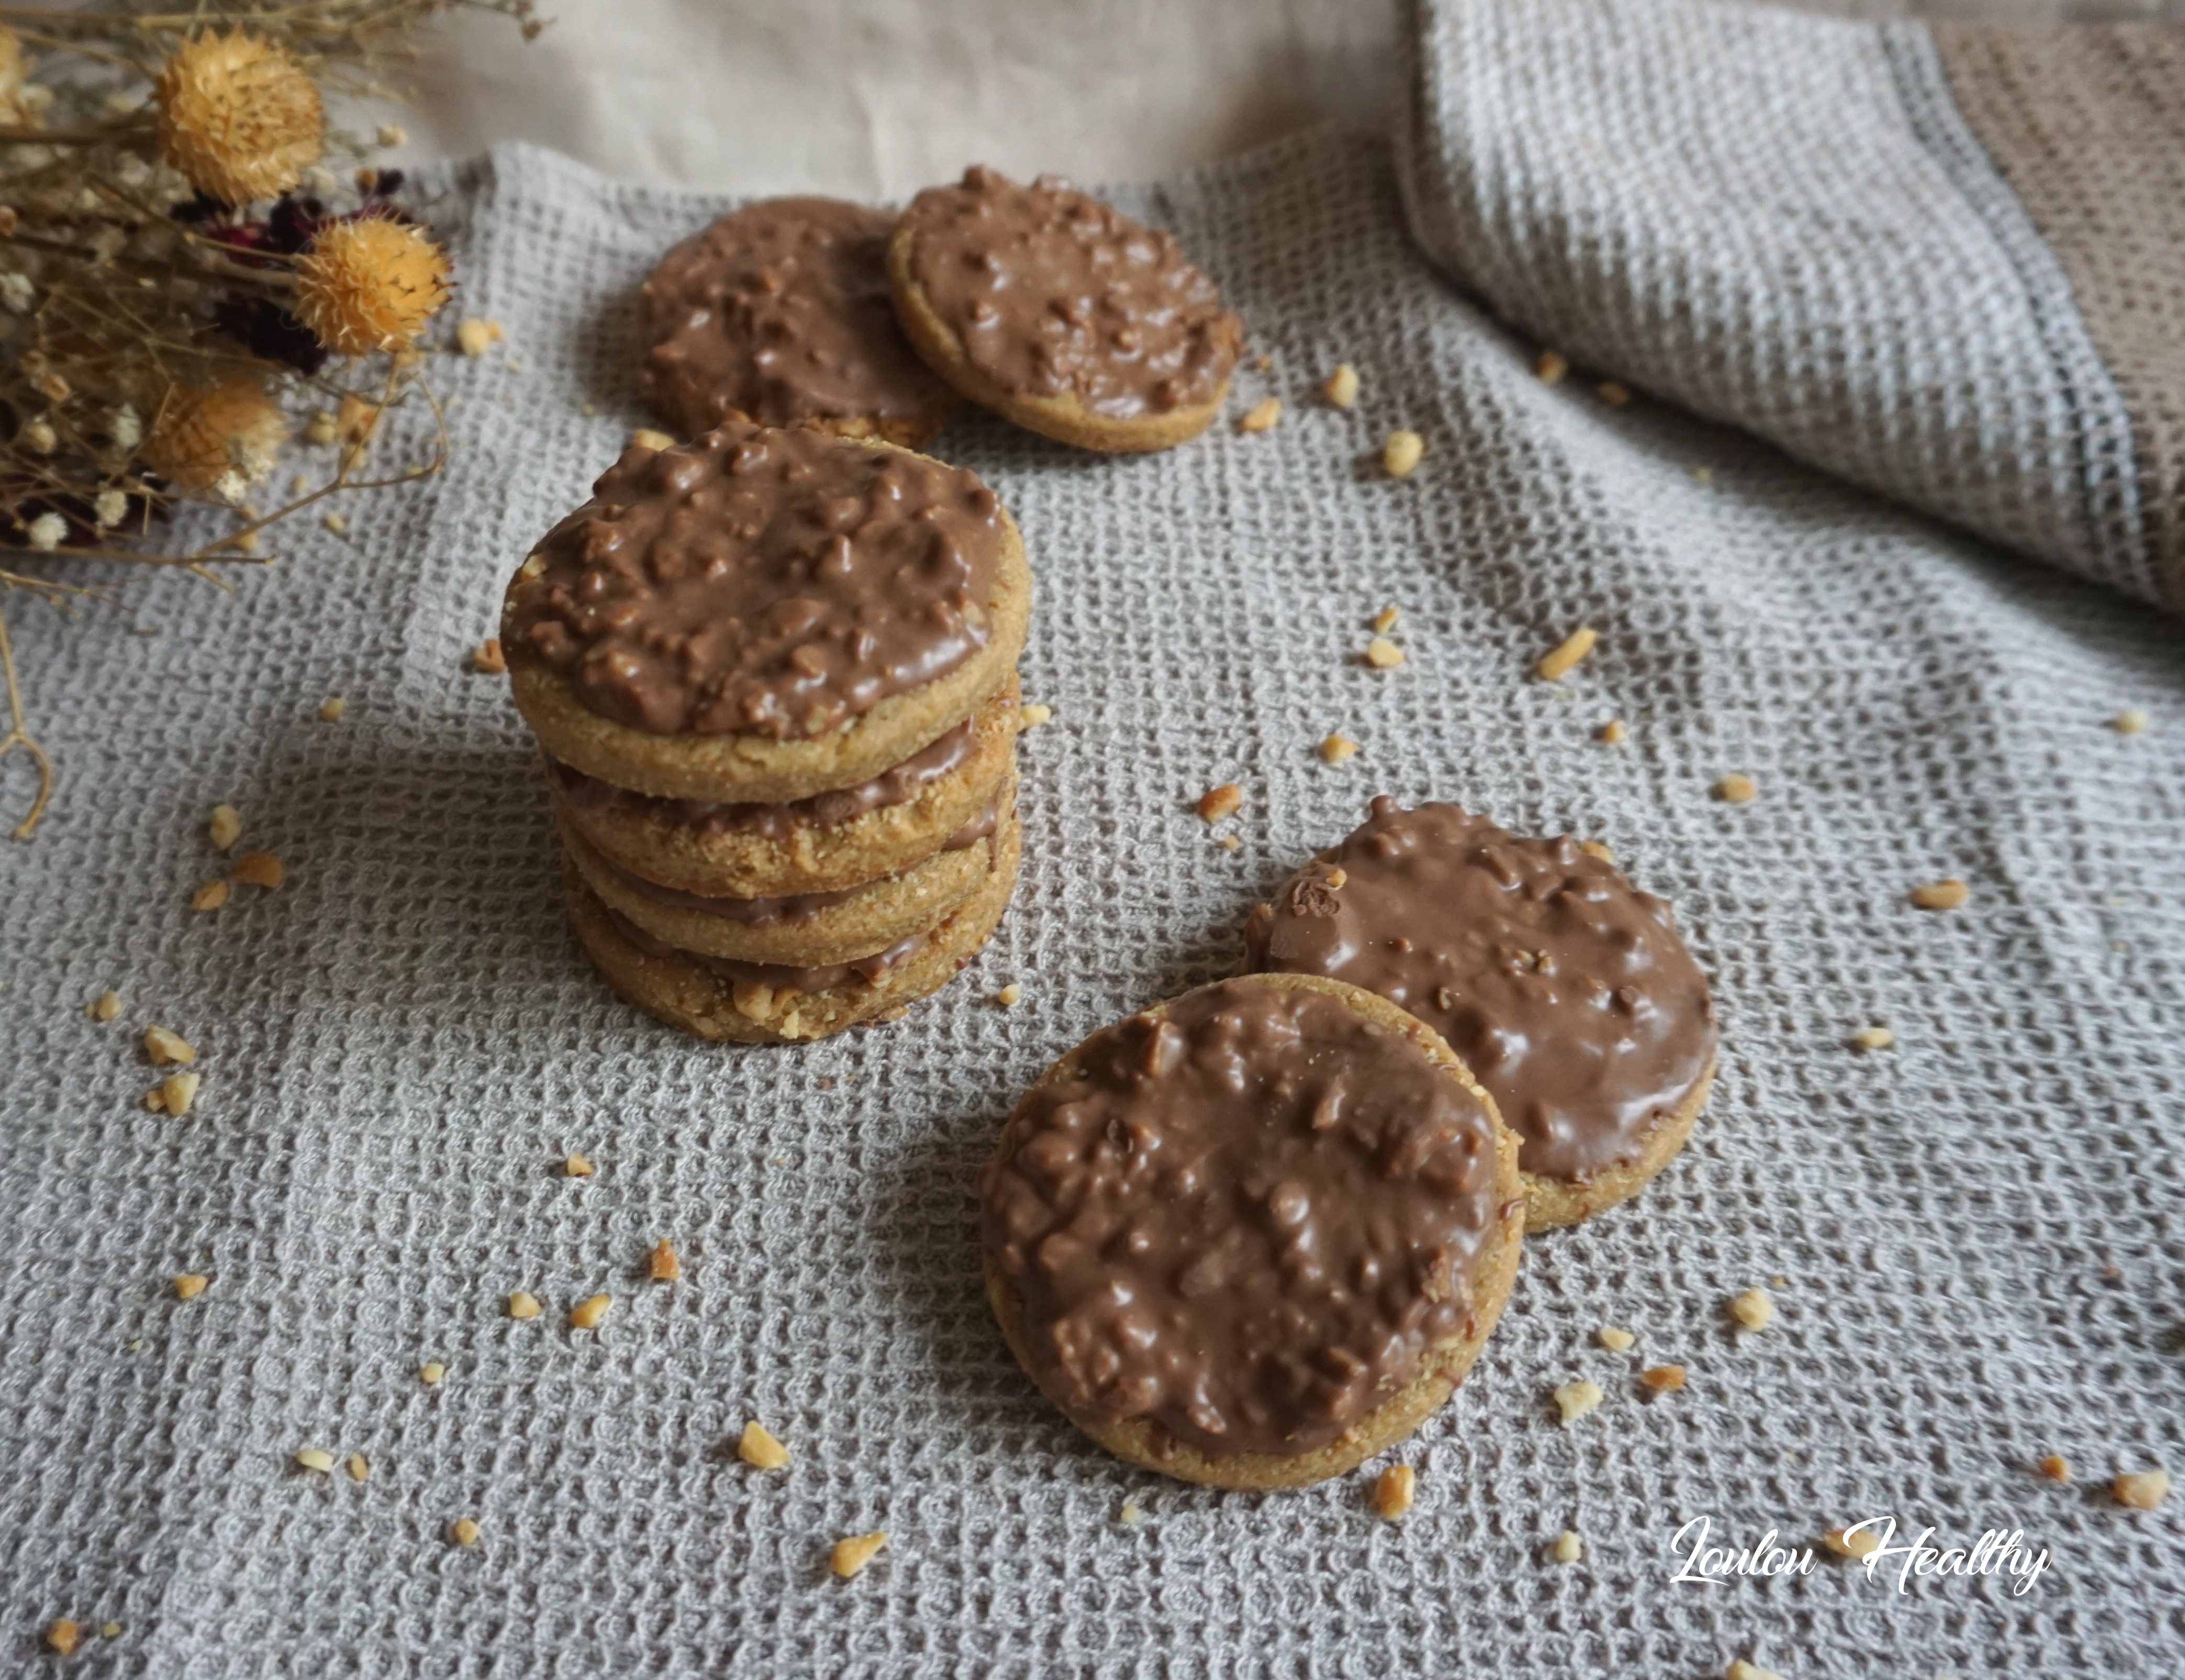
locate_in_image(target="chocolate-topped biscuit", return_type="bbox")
[888,166,1244,454]
[981,972,1523,1488]
[503,420,1032,803]
[1245,798,1718,1231]
[639,198,957,446]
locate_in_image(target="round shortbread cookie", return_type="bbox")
[548,680,1018,898]
[982,972,1523,1489]
[564,809,1020,1045]
[888,166,1243,454]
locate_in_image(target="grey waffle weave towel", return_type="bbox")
[4,47,2183,1680]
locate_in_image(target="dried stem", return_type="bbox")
[0,598,54,839]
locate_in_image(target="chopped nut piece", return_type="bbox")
[1534,349,1568,386]
[144,1088,166,1113]
[1715,774,1758,804]
[1853,1026,1895,1050]
[469,638,506,675]
[1382,429,1424,478]
[1197,782,1244,823]
[1597,719,1625,744]
[1220,834,1242,852]
[456,317,502,357]
[1118,1498,1144,1525]
[99,1622,120,1639]
[1910,879,1969,911]
[738,1420,790,1470]
[420,1362,446,1385]
[1537,626,1598,682]
[1554,1380,1603,1424]
[1729,1288,1774,1331]
[1579,841,1614,864]
[631,427,676,452]
[1640,1364,1686,1392]
[1017,702,1052,730]
[295,1448,336,1474]
[507,1291,541,1320]
[377,122,408,148]
[90,989,122,1022]
[190,879,230,913]
[1372,606,1401,633]
[207,803,243,849]
[649,1240,681,1281]
[450,1517,481,1547]
[2038,1454,2070,1482]
[173,1273,208,1300]
[1238,396,1282,433]
[1726,1662,1788,1680]
[347,1453,370,1483]
[318,696,347,722]
[569,1292,612,1330]
[1822,1526,1879,1560]
[159,1072,202,1116]
[564,1151,594,1178]
[1324,868,1348,889]
[47,1619,79,1655]
[2113,708,2149,735]
[1319,733,1359,764]
[2116,1469,2170,1510]
[1596,380,1631,407]
[1374,1463,1415,1519]
[1597,1327,1635,1352]
[1364,636,1405,669]
[1553,1530,1583,1564]
[143,1024,196,1066]
[305,410,340,446]
[324,512,348,535]
[831,1530,888,1578]
[231,851,285,889]
[1322,363,1359,408]
[994,983,1022,1008]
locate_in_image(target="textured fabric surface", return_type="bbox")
[1396,0,2176,611]
[1934,20,2185,610]
[4,129,2184,1677]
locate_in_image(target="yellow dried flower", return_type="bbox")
[155,31,323,206]
[146,377,288,496]
[294,216,454,357]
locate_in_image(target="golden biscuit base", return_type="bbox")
[886,228,1230,455]
[1519,1055,1715,1233]
[984,971,1525,1489]
[559,778,1013,968]
[548,680,1019,899]
[564,809,1020,1045]
[506,467,1031,803]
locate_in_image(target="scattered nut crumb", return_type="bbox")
[144,1088,165,1113]
[143,1024,196,1065]
[2038,1454,2070,1482]
[1596,380,1631,407]
[46,1619,79,1655]
[1553,1530,1582,1564]
[831,1531,888,1578]
[569,1292,611,1330]
[1535,349,1568,386]
[323,512,348,535]
[1382,429,1424,478]
[1238,396,1282,433]
[1715,774,1758,804]
[1221,834,1241,851]
[231,851,285,889]
[158,1072,202,1115]
[1844,1025,1894,1052]
[1640,1364,1686,1392]
[2113,708,2149,735]
[564,1151,594,1178]
[1319,733,1359,764]
[1017,702,1052,730]
[1373,1463,1415,1519]
[450,1516,481,1547]
[377,122,408,148]
[1597,719,1625,744]
[456,317,503,357]
[648,1240,681,1281]
[90,989,121,1022]
[1537,626,1598,682]
[1554,1380,1603,1424]
[99,1622,120,1640]
[347,1453,370,1483]
[738,1420,790,1470]
[190,878,230,913]
[507,1291,541,1320]
[207,803,242,849]
[631,427,676,452]
[1822,1527,1880,1560]
[1197,782,1243,823]
[469,638,506,675]
[1598,1327,1635,1352]
[1579,840,1615,864]
[1910,879,1969,911]
[2116,1469,2170,1510]
[994,983,1022,1008]
[305,410,340,446]
[295,1448,336,1474]
[1322,364,1359,408]
[1726,1661,1788,1680]
[1364,636,1405,669]
[173,1273,208,1300]
[1729,1288,1774,1331]
[318,696,347,722]
[420,1362,446,1385]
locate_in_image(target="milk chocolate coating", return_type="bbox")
[1245,799,1717,1183]
[639,198,955,438]
[504,421,1005,738]
[982,979,1503,1458]
[547,710,975,838]
[899,166,1243,419]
